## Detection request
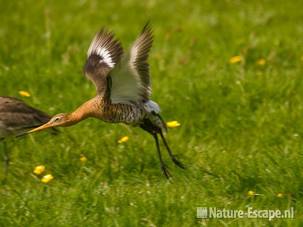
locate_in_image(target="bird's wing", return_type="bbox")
[0,96,50,120]
[0,96,51,136]
[110,24,153,104]
[85,29,123,94]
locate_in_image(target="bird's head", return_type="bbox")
[28,113,70,133]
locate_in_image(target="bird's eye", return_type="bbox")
[54,117,60,122]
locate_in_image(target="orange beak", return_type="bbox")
[28,122,54,133]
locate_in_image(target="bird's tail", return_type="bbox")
[144,100,166,132]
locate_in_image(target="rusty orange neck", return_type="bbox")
[65,97,100,126]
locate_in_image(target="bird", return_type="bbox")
[29,24,185,178]
[0,96,53,176]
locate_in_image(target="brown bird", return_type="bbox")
[0,96,52,176]
[29,24,185,178]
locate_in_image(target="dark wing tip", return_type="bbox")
[141,22,153,40]
[135,23,153,60]
[142,21,151,31]
[87,28,123,68]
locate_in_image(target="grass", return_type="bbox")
[1,0,303,225]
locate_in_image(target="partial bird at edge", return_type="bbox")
[0,96,56,180]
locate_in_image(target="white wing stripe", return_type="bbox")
[96,47,114,68]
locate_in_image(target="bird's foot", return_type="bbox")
[161,164,171,179]
[171,155,186,169]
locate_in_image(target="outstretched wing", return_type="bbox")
[84,28,123,94]
[110,23,153,104]
[129,23,153,99]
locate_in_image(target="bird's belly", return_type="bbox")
[98,103,145,125]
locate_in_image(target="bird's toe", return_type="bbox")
[171,156,186,169]
[161,164,171,179]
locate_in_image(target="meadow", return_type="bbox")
[1,0,303,226]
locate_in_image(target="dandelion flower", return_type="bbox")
[118,136,129,144]
[33,165,45,175]
[166,121,181,128]
[257,58,266,66]
[80,154,87,162]
[229,55,242,64]
[247,190,256,197]
[19,90,31,97]
[276,192,284,198]
[41,174,54,183]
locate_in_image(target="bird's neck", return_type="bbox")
[66,98,99,126]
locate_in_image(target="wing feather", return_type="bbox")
[130,23,153,99]
[110,23,153,104]
[84,28,123,94]
[0,96,51,137]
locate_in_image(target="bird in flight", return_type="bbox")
[29,24,185,178]
[0,96,53,177]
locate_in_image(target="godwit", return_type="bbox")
[29,24,185,178]
[0,96,52,175]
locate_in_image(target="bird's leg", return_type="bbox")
[1,140,9,180]
[153,133,171,179]
[3,141,9,176]
[159,130,185,169]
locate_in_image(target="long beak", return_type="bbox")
[28,122,53,133]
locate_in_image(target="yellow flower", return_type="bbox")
[33,165,45,175]
[80,154,87,162]
[41,174,54,183]
[19,90,31,97]
[118,136,129,144]
[276,192,284,198]
[256,58,266,65]
[166,121,181,128]
[229,55,242,64]
[247,190,256,197]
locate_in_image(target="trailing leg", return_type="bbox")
[159,130,185,169]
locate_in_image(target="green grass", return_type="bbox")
[1,0,303,226]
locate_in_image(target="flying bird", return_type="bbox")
[0,96,52,176]
[29,24,185,178]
